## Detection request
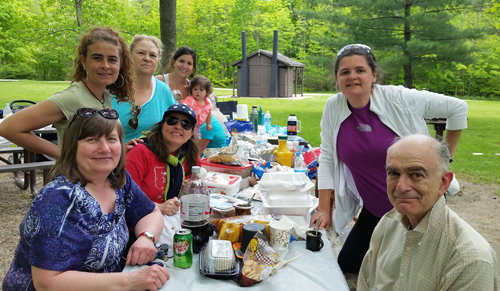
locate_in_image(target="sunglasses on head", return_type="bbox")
[68,108,119,129]
[165,116,193,130]
[337,44,372,56]
[128,105,142,130]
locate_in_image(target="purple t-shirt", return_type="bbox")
[337,102,396,218]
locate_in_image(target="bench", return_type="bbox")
[0,147,24,154]
[0,160,55,196]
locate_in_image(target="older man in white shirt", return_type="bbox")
[358,134,498,291]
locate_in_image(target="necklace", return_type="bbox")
[81,80,105,105]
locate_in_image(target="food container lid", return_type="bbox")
[200,240,238,275]
[204,172,242,187]
[201,158,253,170]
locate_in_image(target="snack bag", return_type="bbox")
[239,231,279,287]
[212,215,273,243]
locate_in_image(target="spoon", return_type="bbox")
[315,213,322,236]
[246,193,256,207]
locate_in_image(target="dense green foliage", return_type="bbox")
[0,0,499,97]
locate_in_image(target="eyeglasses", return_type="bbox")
[68,108,119,129]
[128,105,142,130]
[337,44,372,56]
[165,116,193,130]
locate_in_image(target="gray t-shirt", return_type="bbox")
[48,82,112,145]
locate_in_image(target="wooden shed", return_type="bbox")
[230,49,305,97]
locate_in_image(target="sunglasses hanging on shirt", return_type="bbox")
[128,104,142,130]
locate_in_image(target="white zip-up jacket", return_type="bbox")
[318,84,468,231]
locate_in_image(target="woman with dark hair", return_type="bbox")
[126,103,199,248]
[0,26,134,159]
[156,46,197,100]
[310,44,468,274]
[3,108,169,291]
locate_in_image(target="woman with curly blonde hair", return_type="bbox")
[0,26,135,159]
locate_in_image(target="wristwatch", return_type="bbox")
[137,231,155,244]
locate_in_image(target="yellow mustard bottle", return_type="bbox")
[274,135,292,167]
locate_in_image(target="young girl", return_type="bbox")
[181,75,212,138]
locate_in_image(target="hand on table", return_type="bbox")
[310,209,331,230]
[128,264,170,291]
[126,236,157,265]
[158,197,181,216]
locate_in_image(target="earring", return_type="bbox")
[114,74,124,88]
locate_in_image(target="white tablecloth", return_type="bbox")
[122,228,349,291]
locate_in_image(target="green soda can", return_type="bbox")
[173,229,193,268]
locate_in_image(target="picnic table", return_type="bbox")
[0,126,56,196]
[426,118,447,141]
[123,201,350,291]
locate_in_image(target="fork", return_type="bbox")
[270,253,304,275]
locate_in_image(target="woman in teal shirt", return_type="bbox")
[112,35,176,146]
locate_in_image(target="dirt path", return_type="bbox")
[0,174,499,288]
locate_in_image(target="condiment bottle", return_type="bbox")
[273,135,292,167]
[287,114,301,140]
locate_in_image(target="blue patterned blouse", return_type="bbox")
[2,173,155,291]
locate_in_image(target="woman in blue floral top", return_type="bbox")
[3,108,169,291]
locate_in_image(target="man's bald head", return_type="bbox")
[388,134,450,176]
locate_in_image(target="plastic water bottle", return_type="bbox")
[264,111,272,132]
[294,152,308,173]
[256,127,267,144]
[3,103,12,117]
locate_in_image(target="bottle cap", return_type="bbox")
[278,135,288,141]
[192,166,201,173]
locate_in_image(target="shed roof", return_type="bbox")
[230,49,306,68]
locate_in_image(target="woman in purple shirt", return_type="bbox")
[310,44,468,274]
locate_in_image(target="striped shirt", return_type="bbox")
[358,196,499,291]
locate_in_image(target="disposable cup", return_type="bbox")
[269,220,293,257]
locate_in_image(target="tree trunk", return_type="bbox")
[75,0,83,27]
[159,0,177,73]
[403,0,413,88]
[468,64,473,96]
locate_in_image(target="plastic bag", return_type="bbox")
[208,143,249,166]
[225,120,254,134]
[239,231,279,287]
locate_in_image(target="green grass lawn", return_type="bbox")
[1,80,499,186]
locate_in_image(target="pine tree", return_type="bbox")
[303,0,486,88]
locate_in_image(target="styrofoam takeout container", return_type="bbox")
[204,172,242,196]
[261,192,318,216]
[258,172,314,192]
